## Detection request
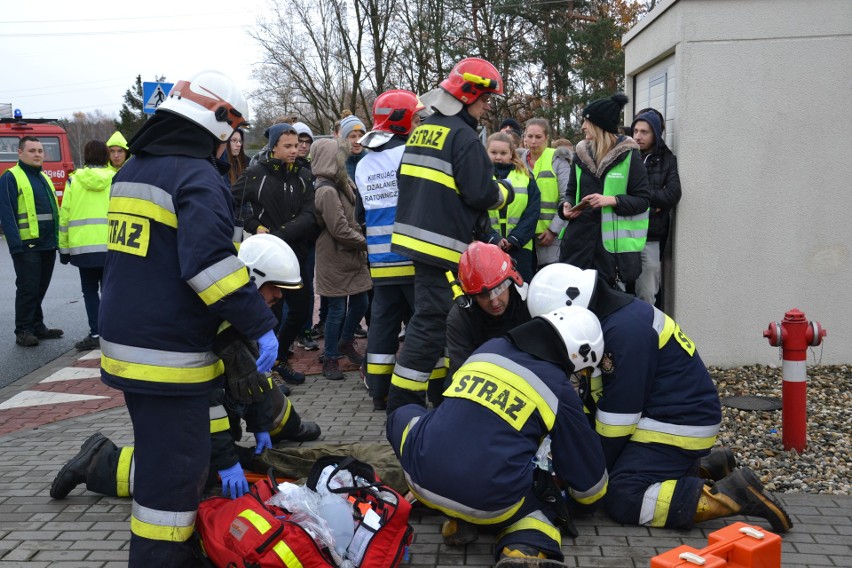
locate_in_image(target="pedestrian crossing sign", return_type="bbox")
[142,82,174,114]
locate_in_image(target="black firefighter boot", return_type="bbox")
[693,466,793,533]
[698,446,738,481]
[50,433,109,499]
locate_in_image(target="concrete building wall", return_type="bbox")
[623,0,852,366]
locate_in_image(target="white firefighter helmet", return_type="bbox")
[527,263,598,317]
[537,306,604,372]
[157,70,249,141]
[238,234,302,290]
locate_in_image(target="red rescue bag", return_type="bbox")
[195,477,335,568]
[306,456,413,568]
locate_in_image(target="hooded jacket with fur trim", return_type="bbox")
[558,136,650,287]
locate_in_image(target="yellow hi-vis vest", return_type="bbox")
[489,169,533,250]
[532,148,559,234]
[575,156,648,253]
[9,165,57,241]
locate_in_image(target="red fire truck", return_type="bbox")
[1,115,75,205]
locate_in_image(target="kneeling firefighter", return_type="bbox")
[527,263,792,533]
[50,235,321,502]
[387,306,609,562]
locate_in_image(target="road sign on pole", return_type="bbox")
[142,82,174,115]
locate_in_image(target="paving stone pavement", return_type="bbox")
[1,347,851,567]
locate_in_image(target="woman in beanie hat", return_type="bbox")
[557,93,650,290]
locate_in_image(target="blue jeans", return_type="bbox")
[324,292,368,359]
[79,266,104,336]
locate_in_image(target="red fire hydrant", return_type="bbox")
[763,309,826,453]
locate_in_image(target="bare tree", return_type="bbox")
[60,111,119,167]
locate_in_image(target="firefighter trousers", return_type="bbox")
[124,390,210,567]
[604,441,708,529]
[387,263,452,412]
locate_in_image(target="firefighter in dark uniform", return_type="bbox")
[354,90,448,411]
[388,57,513,412]
[98,72,281,566]
[388,306,609,562]
[50,235,321,502]
[527,263,793,533]
[446,241,531,380]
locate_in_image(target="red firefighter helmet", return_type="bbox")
[372,90,425,136]
[458,242,524,300]
[440,58,504,105]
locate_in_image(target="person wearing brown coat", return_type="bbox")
[312,138,372,380]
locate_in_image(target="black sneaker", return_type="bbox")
[35,327,63,339]
[272,361,305,385]
[74,335,100,351]
[354,325,368,338]
[310,322,324,340]
[15,331,39,347]
[295,333,319,351]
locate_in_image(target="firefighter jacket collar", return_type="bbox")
[129,111,219,159]
[506,318,574,375]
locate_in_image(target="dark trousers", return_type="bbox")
[11,249,56,334]
[79,266,104,336]
[275,255,313,360]
[365,283,414,399]
[124,390,211,567]
[604,442,707,529]
[387,405,564,560]
[387,262,452,412]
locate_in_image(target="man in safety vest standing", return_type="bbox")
[0,136,64,347]
[388,57,513,412]
[98,71,280,566]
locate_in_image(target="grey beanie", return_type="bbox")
[339,115,366,140]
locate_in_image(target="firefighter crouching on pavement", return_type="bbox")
[446,242,531,380]
[354,89,449,411]
[387,306,609,562]
[388,57,514,412]
[50,235,321,502]
[98,71,281,567]
[527,264,793,533]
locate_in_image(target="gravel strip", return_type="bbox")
[710,364,851,495]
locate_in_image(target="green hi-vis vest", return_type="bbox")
[532,148,558,234]
[575,155,648,254]
[9,165,58,241]
[489,169,533,251]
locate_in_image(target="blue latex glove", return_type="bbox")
[254,431,272,454]
[218,462,249,499]
[256,329,278,374]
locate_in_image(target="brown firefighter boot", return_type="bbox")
[693,466,793,533]
[698,446,738,481]
[50,433,109,499]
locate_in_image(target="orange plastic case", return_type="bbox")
[651,522,781,568]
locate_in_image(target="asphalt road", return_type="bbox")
[0,236,90,388]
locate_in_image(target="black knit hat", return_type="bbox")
[499,118,522,136]
[582,93,629,134]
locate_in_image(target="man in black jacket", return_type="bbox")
[233,123,319,384]
[631,109,681,307]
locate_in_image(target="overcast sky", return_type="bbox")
[0,0,268,120]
